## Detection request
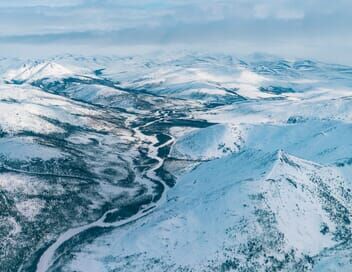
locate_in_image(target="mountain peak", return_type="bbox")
[4,61,74,83]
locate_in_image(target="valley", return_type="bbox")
[0,53,351,271]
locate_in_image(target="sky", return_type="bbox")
[0,0,351,64]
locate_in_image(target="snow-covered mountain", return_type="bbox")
[0,53,351,272]
[65,150,352,272]
[3,61,82,83]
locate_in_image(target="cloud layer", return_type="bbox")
[1,0,351,63]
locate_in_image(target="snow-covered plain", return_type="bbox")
[0,53,352,271]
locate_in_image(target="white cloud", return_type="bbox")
[253,3,304,20]
[0,0,351,63]
[0,0,84,7]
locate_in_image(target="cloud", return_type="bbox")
[253,3,305,19]
[0,0,84,8]
[0,0,351,64]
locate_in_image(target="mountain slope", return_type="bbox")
[170,123,244,160]
[0,83,155,271]
[63,149,352,272]
[4,61,78,83]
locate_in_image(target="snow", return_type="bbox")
[16,199,45,221]
[263,151,338,254]
[66,149,351,271]
[33,53,351,272]
[314,249,352,272]
[7,217,22,236]
[194,89,352,125]
[4,61,78,83]
[0,173,62,196]
[64,84,125,102]
[122,64,274,100]
[0,84,108,134]
[1,53,352,271]
[170,123,244,160]
[0,101,63,134]
[56,83,135,109]
[0,137,63,160]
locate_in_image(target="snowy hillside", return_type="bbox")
[65,150,352,272]
[170,123,244,160]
